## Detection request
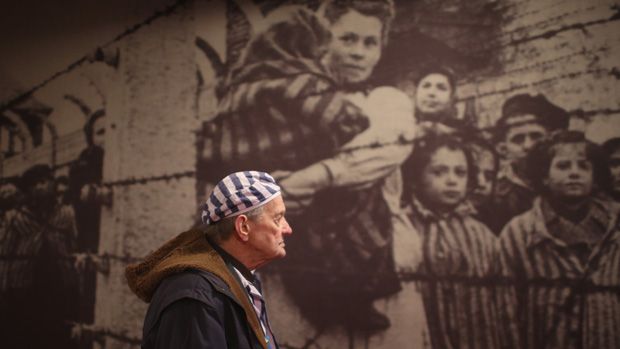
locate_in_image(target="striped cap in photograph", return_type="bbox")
[202,171,281,225]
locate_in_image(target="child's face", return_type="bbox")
[415,73,453,115]
[502,120,547,161]
[420,146,468,211]
[471,146,497,206]
[545,142,593,201]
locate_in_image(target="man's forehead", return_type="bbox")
[265,195,285,213]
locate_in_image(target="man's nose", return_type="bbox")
[522,136,536,152]
[282,218,293,235]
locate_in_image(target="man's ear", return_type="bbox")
[234,215,251,242]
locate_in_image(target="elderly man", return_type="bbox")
[126,171,292,349]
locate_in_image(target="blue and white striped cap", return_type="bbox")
[202,171,281,225]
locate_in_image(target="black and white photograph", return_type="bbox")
[1,0,619,348]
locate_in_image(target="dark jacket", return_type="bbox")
[125,229,269,349]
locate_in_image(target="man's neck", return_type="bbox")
[210,238,255,280]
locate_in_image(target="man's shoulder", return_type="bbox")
[144,269,234,331]
[153,269,229,305]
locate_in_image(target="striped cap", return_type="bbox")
[202,171,281,225]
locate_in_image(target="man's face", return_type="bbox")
[323,10,383,85]
[247,195,293,264]
[471,146,497,206]
[502,119,548,161]
[415,73,453,115]
[609,148,620,196]
[545,142,593,202]
[420,146,468,211]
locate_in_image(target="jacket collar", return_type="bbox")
[125,229,268,349]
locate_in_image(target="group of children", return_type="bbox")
[391,65,620,348]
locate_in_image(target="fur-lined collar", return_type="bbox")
[125,228,267,349]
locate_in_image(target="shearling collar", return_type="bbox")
[125,228,268,349]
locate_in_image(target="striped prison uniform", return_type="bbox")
[498,197,620,349]
[406,199,502,349]
[197,6,370,180]
[234,269,277,349]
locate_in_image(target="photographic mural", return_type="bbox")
[1,0,620,348]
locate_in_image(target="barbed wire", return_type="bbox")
[0,0,189,113]
[101,170,196,188]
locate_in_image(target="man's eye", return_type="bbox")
[511,134,525,145]
[530,132,544,141]
[555,160,571,170]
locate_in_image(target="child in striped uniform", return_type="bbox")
[498,130,620,349]
[400,135,501,348]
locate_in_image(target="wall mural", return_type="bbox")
[1,0,620,348]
